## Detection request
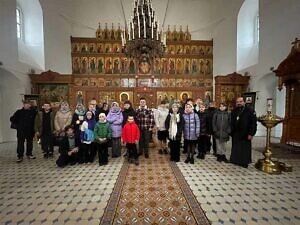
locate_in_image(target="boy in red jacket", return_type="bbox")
[122,115,140,165]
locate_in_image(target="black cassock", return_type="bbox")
[230,105,257,166]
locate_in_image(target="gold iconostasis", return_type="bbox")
[30,23,214,108]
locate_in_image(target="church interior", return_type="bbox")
[0,0,300,224]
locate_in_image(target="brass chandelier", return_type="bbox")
[121,0,166,63]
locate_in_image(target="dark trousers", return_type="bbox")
[41,134,53,154]
[89,142,97,162]
[56,152,78,167]
[198,135,210,155]
[170,139,181,162]
[96,142,108,165]
[139,130,151,155]
[112,137,121,157]
[17,137,33,158]
[126,143,138,160]
[80,143,92,163]
[185,139,196,157]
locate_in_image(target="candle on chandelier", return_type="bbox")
[143,14,146,38]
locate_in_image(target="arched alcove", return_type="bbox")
[0,68,25,143]
[17,0,45,70]
[237,0,259,71]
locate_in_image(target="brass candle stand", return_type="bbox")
[255,111,292,174]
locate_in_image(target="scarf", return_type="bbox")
[169,113,179,140]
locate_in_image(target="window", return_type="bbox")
[255,14,260,44]
[16,8,22,39]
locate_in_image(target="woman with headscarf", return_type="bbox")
[71,103,86,140]
[106,102,123,157]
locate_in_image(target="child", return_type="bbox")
[212,103,231,162]
[56,125,80,167]
[80,111,96,163]
[35,102,55,158]
[122,115,140,165]
[154,100,169,154]
[182,103,200,164]
[165,103,183,162]
[94,113,112,166]
[197,103,210,159]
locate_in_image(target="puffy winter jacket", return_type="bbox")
[121,122,140,144]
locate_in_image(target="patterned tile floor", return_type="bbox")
[0,137,299,225]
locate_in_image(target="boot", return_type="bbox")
[222,155,229,163]
[184,156,190,164]
[216,154,222,162]
[190,157,194,164]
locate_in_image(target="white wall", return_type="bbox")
[0,0,42,143]
[237,0,300,136]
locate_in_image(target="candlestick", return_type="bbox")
[267,98,273,112]
[151,22,154,39]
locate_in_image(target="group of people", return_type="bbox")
[10,95,257,168]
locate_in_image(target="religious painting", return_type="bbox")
[161,58,169,74]
[128,79,136,87]
[119,91,133,103]
[113,57,120,74]
[90,78,98,87]
[121,79,129,87]
[139,61,151,74]
[199,46,205,55]
[169,79,176,87]
[74,78,82,86]
[205,59,212,75]
[128,58,136,74]
[105,57,113,74]
[191,45,197,54]
[199,59,205,74]
[152,79,161,87]
[156,91,176,106]
[138,79,151,87]
[97,57,104,74]
[104,43,112,53]
[112,79,121,87]
[176,45,183,54]
[72,43,79,53]
[153,58,161,74]
[161,79,170,87]
[80,43,88,53]
[168,45,175,54]
[81,57,88,74]
[113,44,120,53]
[204,90,212,106]
[24,94,39,110]
[98,91,115,105]
[121,58,128,74]
[178,91,192,103]
[184,58,190,74]
[96,43,103,53]
[169,58,176,74]
[98,78,106,87]
[75,91,84,105]
[176,58,183,74]
[38,84,69,108]
[82,78,90,86]
[191,59,198,74]
[243,92,256,110]
[184,45,190,54]
[89,43,96,53]
[72,57,81,74]
[89,57,96,74]
[206,46,212,55]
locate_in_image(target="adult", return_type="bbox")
[122,100,136,127]
[154,100,169,154]
[106,102,123,157]
[230,97,257,168]
[10,99,37,162]
[135,97,155,158]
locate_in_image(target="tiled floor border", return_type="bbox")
[100,161,129,225]
[170,161,211,225]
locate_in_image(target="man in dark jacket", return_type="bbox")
[10,100,37,162]
[230,97,257,168]
[206,101,217,155]
[56,125,80,167]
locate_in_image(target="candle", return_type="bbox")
[143,14,146,38]
[267,98,273,112]
[132,22,135,39]
[151,22,154,39]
